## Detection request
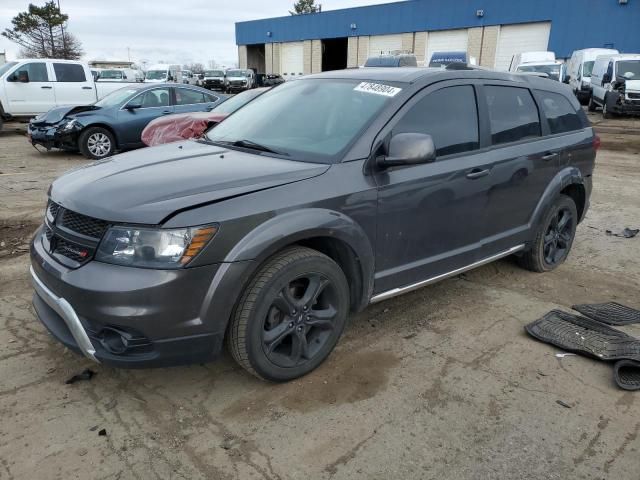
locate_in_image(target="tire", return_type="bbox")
[227,246,350,382]
[602,94,615,119]
[518,195,578,273]
[588,95,598,112]
[78,126,115,160]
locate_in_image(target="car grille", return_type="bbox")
[43,200,109,267]
[628,92,640,100]
[60,209,108,239]
[229,80,245,86]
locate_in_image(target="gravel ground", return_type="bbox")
[0,114,639,480]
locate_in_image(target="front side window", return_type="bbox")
[537,91,582,135]
[53,63,86,82]
[206,79,394,162]
[485,86,540,145]
[8,62,48,82]
[176,88,205,105]
[134,88,170,108]
[392,85,479,157]
[616,60,640,80]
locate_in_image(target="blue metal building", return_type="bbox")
[235,0,639,76]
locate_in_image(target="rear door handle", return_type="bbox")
[466,168,490,179]
[41,85,53,89]
[161,110,172,115]
[542,152,559,161]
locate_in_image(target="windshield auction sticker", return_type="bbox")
[354,82,402,97]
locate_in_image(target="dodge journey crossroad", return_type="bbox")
[31,67,597,381]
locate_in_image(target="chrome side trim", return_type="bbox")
[30,266,99,363]
[369,244,525,304]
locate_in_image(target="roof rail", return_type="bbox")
[444,62,486,71]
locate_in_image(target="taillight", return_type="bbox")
[593,135,601,151]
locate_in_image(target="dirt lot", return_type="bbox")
[1,115,639,480]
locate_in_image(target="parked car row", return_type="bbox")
[201,68,284,93]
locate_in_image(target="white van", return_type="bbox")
[144,64,182,83]
[565,48,619,103]
[510,51,563,81]
[590,53,640,118]
[97,68,144,83]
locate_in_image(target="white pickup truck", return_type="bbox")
[0,58,138,130]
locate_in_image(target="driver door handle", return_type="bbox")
[161,110,172,115]
[542,152,559,161]
[82,86,93,90]
[41,86,53,89]
[466,168,490,179]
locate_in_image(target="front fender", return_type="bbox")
[198,208,375,335]
[529,166,586,230]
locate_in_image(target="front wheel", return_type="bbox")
[518,195,578,273]
[602,94,615,119]
[588,95,598,112]
[78,127,115,159]
[227,246,349,382]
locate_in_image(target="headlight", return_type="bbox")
[61,119,78,131]
[96,224,218,269]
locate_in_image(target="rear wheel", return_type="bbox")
[588,95,598,112]
[602,94,615,119]
[518,195,578,273]
[79,127,115,159]
[227,246,349,382]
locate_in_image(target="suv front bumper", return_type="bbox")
[30,229,230,368]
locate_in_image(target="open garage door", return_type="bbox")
[494,22,551,71]
[281,42,304,80]
[369,34,403,56]
[426,29,469,65]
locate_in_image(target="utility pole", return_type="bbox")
[57,0,67,55]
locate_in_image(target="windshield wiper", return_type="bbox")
[215,139,288,156]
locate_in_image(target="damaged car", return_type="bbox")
[590,54,640,118]
[31,68,596,382]
[28,84,223,159]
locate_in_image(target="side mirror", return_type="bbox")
[602,73,612,84]
[17,70,30,83]
[125,102,142,110]
[377,133,436,168]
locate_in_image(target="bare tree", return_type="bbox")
[1,1,83,59]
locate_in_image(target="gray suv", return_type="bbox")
[30,67,597,382]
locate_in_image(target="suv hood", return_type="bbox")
[49,140,329,224]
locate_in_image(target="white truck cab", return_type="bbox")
[566,48,619,103]
[144,64,182,83]
[590,53,640,118]
[509,51,564,81]
[0,59,139,129]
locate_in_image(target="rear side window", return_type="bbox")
[536,91,583,134]
[175,88,206,105]
[53,63,86,82]
[485,86,540,145]
[392,85,479,157]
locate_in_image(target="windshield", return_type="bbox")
[616,60,640,80]
[94,88,139,108]
[0,62,18,77]
[582,61,594,77]
[206,79,396,163]
[146,70,167,80]
[517,64,561,80]
[227,69,247,78]
[212,89,266,115]
[99,70,123,79]
[205,70,224,77]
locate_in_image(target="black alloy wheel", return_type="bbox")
[542,206,574,267]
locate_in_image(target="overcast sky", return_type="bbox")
[0,0,393,68]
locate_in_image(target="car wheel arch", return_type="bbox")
[198,209,375,338]
[529,166,587,233]
[79,123,120,148]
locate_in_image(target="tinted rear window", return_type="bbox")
[485,86,540,145]
[393,85,479,157]
[536,90,583,135]
[53,63,86,82]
